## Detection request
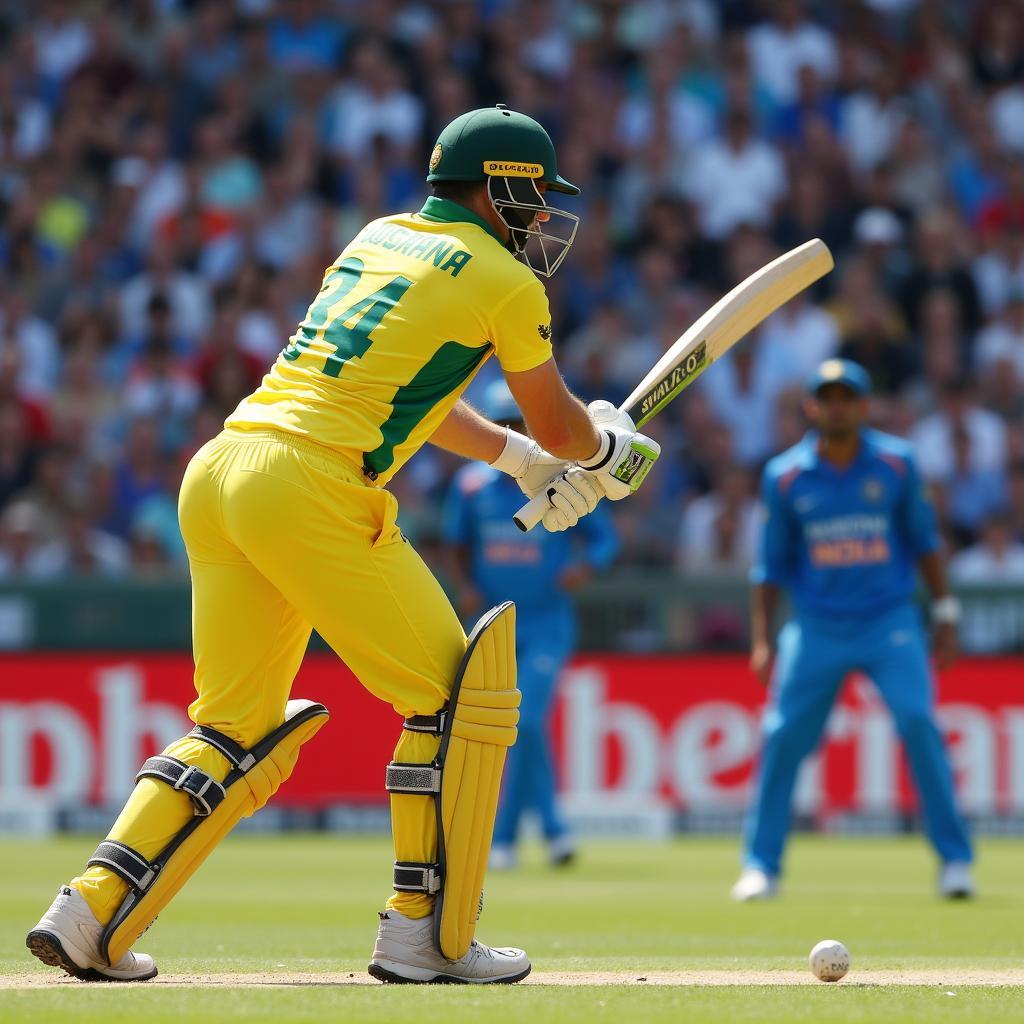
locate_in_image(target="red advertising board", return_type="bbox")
[1,654,1022,816]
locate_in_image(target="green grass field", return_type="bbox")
[2,834,1023,1022]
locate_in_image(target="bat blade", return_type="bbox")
[623,238,834,427]
[512,238,834,532]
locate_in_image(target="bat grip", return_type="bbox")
[512,490,550,532]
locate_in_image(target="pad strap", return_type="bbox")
[136,756,226,817]
[393,861,442,894]
[402,712,447,735]
[385,761,441,795]
[87,841,158,894]
[188,724,257,771]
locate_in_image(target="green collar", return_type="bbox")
[419,196,506,246]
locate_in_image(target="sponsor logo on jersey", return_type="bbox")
[537,323,552,340]
[483,160,544,178]
[862,478,884,503]
[638,341,707,417]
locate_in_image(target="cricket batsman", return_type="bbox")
[443,380,620,870]
[27,105,660,984]
[732,358,974,902]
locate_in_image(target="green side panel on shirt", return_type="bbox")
[364,340,490,477]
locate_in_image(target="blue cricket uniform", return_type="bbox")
[443,463,619,848]
[744,428,972,874]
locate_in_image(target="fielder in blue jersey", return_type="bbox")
[734,358,974,902]
[443,381,619,869]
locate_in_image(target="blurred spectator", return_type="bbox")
[758,292,840,381]
[746,0,837,108]
[323,38,423,164]
[701,333,795,467]
[105,419,171,540]
[839,64,907,174]
[911,381,1007,480]
[937,424,1008,544]
[951,512,1024,653]
[676,465,758,574]
[682,108,787,240]
[34,1,93,93]
[975,288,1024,380]
[838,291,916,395]
[29,496,129,579]
[0,291,59,400]
[0,501,43,579]
[8,444,74,545]
[900,209,981,337]
[119,242,210,346]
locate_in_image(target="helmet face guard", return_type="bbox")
[487,175,578,278]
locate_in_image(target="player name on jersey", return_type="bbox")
[354,222,474,278]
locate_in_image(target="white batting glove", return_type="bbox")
[489,427,569,498]
[577,400,661,500]
[539,469,602,532]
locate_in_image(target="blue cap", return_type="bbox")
[481,380,523,423]
[807,358,871,396]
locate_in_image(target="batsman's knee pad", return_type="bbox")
[88,699,329,966]
[386,602,520,961]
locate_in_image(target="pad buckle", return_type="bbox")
[402,711,447,735]
[173,765,222,817]
[393,861,442,894]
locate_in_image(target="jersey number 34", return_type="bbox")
[282,257,413,377]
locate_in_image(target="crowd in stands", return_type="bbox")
[3,0,1024,627]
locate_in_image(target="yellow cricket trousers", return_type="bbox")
[72,429,467,923]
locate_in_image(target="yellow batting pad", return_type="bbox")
[101,700,329,965]
[435,602,519,961]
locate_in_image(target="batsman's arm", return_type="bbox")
[429,399,506,462]
[503,358,601,462]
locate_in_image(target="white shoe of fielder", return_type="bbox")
[26,886,157,982]
[939,861,976,899]
[489,844,518,871]
[730,867,778,902]
[368,909,530,984]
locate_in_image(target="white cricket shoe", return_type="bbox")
[939,861,976,899]
[368,909,530,984]
[549,835,576,868]
[489,844,518,871]
[26,886,157,982]
[730,867,778,902]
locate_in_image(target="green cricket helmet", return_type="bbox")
[426,104,580,277]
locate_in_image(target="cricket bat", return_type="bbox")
[513,238,834,532]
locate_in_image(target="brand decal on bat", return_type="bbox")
[639,340,708,416]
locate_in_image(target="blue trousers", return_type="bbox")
[493,608,574,846]
[742,603,972,875]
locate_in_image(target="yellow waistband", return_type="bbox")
[221,428,370,485]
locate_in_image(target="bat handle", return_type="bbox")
[512,491,550,532]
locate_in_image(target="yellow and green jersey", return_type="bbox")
[226,197,553,486]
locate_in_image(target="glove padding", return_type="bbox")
[539,468,602,533]
[578,400,661,500]
[490,427,569,498]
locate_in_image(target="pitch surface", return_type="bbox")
[2,834,1022,1021]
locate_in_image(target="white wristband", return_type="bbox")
[578,429,612,470]
[489,427,533,477]
[932,596,961,624]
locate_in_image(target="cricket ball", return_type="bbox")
[808,938,850,982]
